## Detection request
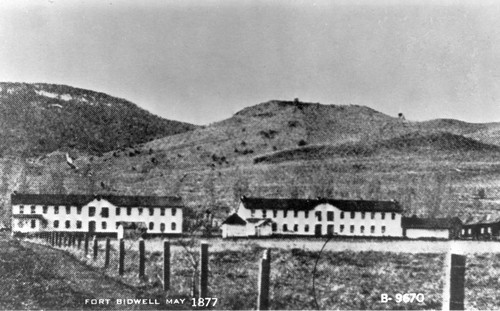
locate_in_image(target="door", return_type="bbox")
[88,221,96,233]
[315,224,322,237]
[327,225,334,236]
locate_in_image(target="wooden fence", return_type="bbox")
[30,231,465,310]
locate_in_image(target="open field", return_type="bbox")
[21,235,500,310]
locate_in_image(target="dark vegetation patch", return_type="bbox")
[0,83,196,157]
[254,132,500,164]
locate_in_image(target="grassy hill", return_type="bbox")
[254,132,500,164]
[2,98,500,226]
[0,82,197,157]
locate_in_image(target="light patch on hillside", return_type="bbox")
[35,90,72,101]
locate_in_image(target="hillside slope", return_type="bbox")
[0,82,197,156]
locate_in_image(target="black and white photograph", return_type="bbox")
[1,0,500,310]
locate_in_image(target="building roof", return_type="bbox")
[246,218,273,227]
[221,213,246,225]
[11,193,183,208]
[240,196,402,213]
[402,216,462,230]
[463,214,500,226]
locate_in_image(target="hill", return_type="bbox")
[0,82,197,157]
[2,99,500,226]
[254,132,500,164]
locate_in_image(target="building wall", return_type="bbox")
[406,228,449,239]
[237,202,403,237]
[11,198,183,234]
[221,224,247,238]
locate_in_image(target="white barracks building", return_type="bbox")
[11,193,183,236]
[222,196,403,238]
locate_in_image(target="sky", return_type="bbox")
[1,0,500,125]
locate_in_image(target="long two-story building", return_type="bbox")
[222,196,403,238]
[11,193,183,236]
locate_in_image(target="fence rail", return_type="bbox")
[26,231,467,310]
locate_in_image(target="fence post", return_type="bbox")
[84,234,89,256]
[258,249,271,310]
[118,238,125,276]
[104,237,111,268]
[57,232,62,248]
[163,240,170,291]
[200,243,209,297]
[139,239,145,279]
[443,252,466,311]
[93,236,98,260]
[77,233,82,249]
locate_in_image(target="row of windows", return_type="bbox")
[18,205,177,217]
[51,220,177,231]
[272,223,387,234]
[18,219,178,231]
[251,209,396,221]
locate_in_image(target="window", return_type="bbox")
[160,223,165,232]
[315,211,322,221]
[283,210,288,218]
[31,205,36,214]
[43,206,48,214]
[138,208,143,215]
[283,224,288,232]
[127,207,132,216]
[54,220,59,228]
[304,225,309,232]
[327,211,334,221]
[361,212,365,219]
[116,207,121,216]
[294,210,298,218]
[382,226,386,234]
[371,212,375,219]
[161,208,165,216]
[272,223,277,232]
[462,229,465,235]
[149,222,154,230]
[65,220,70,229]
[172,208,177,216]
[350,211,355,219]
[350,225,354,233]
[76,221,82,229]
[340,225,344,233]
[262,210,267,218]
[88,206,95,217]
[294,224,298,232]
[42,222,47,229]
[18,220,24,228]
[340,212,344,219]
[31,219,36,228]
[77,206,82,215]
[101,208,109,218]
[149,208,154,216]
[370,226,375,234]
[116,222,120,229]
[273,210,277,218]
[251,209,255,217]
[19,205,24,214]
[381,213,386,220]
[305,211,309,219]
[171,222,176,231]
[391,212,396,220]
[360,226,365,234]
[102,222,107,229]
[66,206,71,214]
